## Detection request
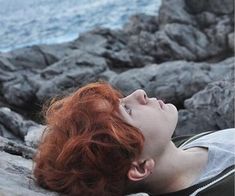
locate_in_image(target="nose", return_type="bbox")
[129,89,148,105]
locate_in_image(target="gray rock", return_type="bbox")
[0,107,45,149]
[0,0,233,112]
[7,42,76,70]
[0,148,57,196]
[35,51,108,102]
[72,31,108,56]
[0,107,39,140]
[125,0,234,62]
[0,0,233,195]
[153,23,210,61]
[185,0,234,14]
[194,12,217,28]
[175,78,234,136]
[110,57,234,106]
[0,135,35,159]
[123,14,159,35]
[2,74,37,107]
[0,124,20,141]
[1,51,108,107]
[158,0,196,25]
[24,125,45,149]
[228,32,234,52]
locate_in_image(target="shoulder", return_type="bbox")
[156,165,235,196]
[172,128,235,148]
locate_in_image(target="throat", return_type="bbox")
[151,146,209,195]
[170,146,209,192]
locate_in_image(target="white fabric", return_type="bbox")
[180,128,235,185]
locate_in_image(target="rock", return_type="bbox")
[153,23,210,61]
[158,0,196,25]
[2,51,108,107]
[0,124,20,141]
[97,69,117,82]
[7,42,76,70]
[0,0,233,195]
[72,31,108,56]
[24,125,45,148]
[0,0,233,111]
[110,57,234,106]
[123,14,159,35]
[0,149,57,196]
[2,74,37,107]
[0,136,35,159]
[35,52,108,102]
[0,107,39,140]
[185,0,234,14]
[133,0,233,62]
[0,107,45,148]
[175,78,235,136]
[228,32,234,51]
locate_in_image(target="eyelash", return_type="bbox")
[124,105,132,115]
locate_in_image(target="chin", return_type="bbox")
[167,103,178,113]
[168,104,178,129]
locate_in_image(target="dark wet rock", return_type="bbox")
[175,78,235,136]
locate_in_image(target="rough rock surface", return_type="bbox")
[110,57,234,106]
[0,0,234,195]
[175,78,235,136]
[0,148,56,196]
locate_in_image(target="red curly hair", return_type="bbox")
[33,82,144,196]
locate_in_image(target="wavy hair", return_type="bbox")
[33,82,144,196]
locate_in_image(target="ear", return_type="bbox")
[128,159,155,182]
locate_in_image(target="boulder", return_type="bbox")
[0,146,56,196]
[175,78,235,136]
[110,57,234,106]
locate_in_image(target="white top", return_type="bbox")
[180,128,235,185]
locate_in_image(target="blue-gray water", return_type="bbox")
[0,0,161,52]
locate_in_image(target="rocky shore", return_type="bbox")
[0,0,234,195]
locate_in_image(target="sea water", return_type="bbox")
[0,0,161,52]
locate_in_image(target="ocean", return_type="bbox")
[0,0,161,52]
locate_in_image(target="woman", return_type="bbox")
[33,82,235,196]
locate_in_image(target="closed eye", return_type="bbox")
[123,104,132,115]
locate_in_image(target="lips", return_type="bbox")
[158,100,165,109]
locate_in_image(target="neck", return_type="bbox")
[146,141,208,195]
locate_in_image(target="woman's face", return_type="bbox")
[119,89,178,158]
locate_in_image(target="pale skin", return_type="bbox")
[119,89,209,195]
